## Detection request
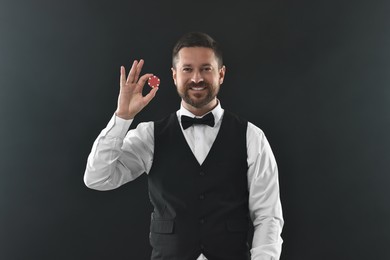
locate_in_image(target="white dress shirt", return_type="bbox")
[84,102,284,260]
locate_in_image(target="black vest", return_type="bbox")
[149,111,250,260]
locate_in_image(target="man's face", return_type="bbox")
[172,47,225,110]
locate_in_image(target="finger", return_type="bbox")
[126,60,138,84]
[135,73,154,92]
[133,59,144,83]
[120,66,126,87]
[143,87,159,105]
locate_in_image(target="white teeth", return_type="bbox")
[191,87,205,90]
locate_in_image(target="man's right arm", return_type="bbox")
[84,59,158,190]
[84,114,154,190]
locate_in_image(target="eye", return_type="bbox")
[202,67,212,72]
[182,67,192,72]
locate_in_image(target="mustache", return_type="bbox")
[187,82,209,88]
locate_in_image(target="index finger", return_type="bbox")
[134,73,154,92]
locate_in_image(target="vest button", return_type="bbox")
[199,171,205,176]
[199,193,205,200]
[200,218,205,224]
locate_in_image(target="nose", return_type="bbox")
[191,71,203,83]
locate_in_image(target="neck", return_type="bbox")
[182,98,218,116]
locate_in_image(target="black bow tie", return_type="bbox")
[181,113,215,130]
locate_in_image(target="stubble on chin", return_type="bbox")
[176,81,220,109]
[182,87,218,109]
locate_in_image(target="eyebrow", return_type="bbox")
[181,63,213,67]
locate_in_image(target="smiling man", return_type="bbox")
[172,45,224,115]
[84,32,284,260]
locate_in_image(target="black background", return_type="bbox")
[1,0,389,259]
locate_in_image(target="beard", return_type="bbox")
[177,81,220,109]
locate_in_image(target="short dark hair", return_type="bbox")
[172,32,223,68]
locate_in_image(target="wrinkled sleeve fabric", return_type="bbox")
[247,122,284,260]
[84,114,154,191]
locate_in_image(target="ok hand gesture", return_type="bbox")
[115,59,159,120]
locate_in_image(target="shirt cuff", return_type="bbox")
[101,113,133,138]
[250,240,283,260]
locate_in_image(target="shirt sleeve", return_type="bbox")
[83,114,154,191]
[247,122,284,260]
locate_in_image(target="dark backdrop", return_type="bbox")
[1,0,389,259]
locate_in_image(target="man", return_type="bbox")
[84,32,283,260]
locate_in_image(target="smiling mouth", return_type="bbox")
[190,86,207,91]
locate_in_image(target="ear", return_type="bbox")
[219,65,226,85]
[171,67,177,85]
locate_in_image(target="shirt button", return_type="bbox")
[199,194,205,200]
[199,171,205,176]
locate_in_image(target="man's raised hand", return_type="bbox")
[115,59,159,120]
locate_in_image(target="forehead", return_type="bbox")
[176,47,218,66]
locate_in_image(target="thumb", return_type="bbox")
[143,87,159,105]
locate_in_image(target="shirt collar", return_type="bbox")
[178,100,224,125]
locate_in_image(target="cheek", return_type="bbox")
[175,77,187,90]
[176,75,190,85]
[207,76,219,85]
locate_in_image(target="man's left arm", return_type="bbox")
[247,122,284,260]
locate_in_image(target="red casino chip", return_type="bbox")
[148,76,160,88]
